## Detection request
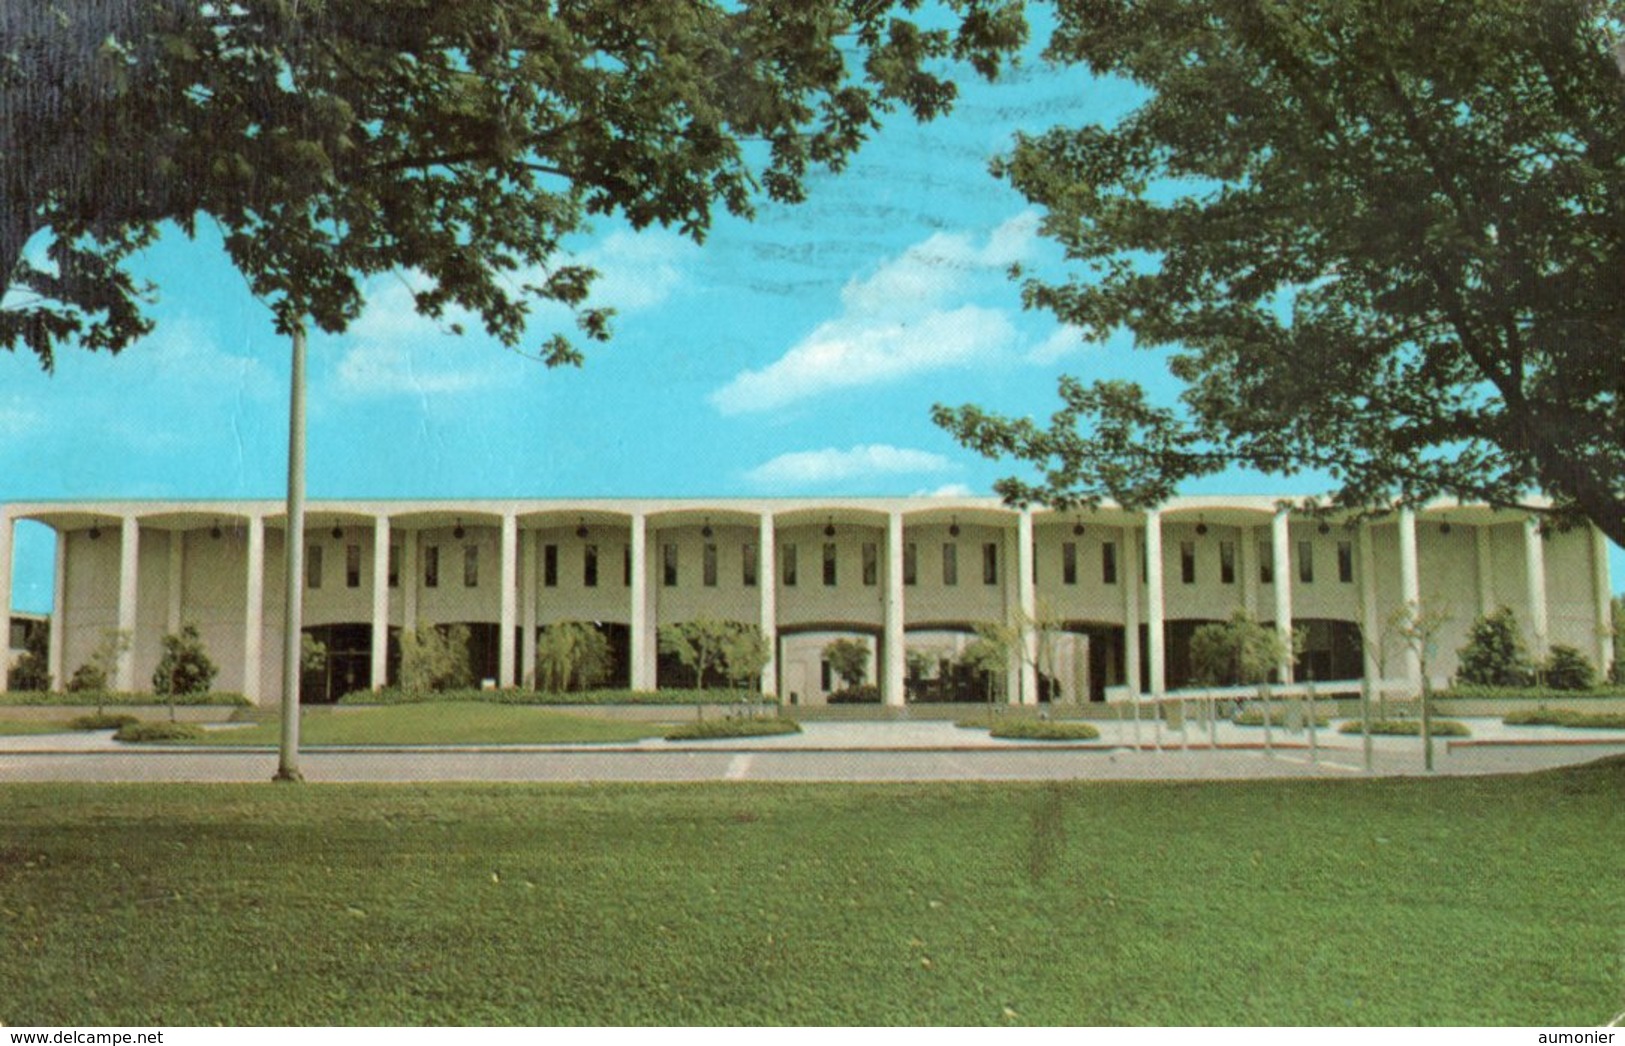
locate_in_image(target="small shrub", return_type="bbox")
[664,718,802,741]
[977,719,1101,741]
[1503,709,1625,729]
[0,690,251,708]
[114,721,205,743]
[68,713,140,731]
[338,687,767,707]
[1232,709,1331,728]
[1541,645,1597,691]
[826,685,881,704]
[1455,607,1534,687]
[66,662,108,693]
[1337,719,1470,737]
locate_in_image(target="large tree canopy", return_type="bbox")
[934,0,1625,543]
[2,0,1025,366]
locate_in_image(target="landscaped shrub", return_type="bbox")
[821,638,871,690]
[1433,683,1625,700]
[66,662,108,693]
[1541,645,1597,691]
[68,713,140,731]
[399,623,473,692]
[664,718,802,741]
[0,691,251,707]
[114,721,206,743]
[7,623,50,691]
[337,687,768,707]
[1231,708,1331,728]
[1503,708,1625,729]
[152,625,219,715]
[972,719,1100,741]
[826,685,881,704]
[1337,718,1471,737]
[1456,607,1534,687]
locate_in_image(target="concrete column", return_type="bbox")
[243,516,264,703]
[115,516,140,691]
[165,531,184,634]
[370,516,390,691]
[1123,525,1142,696]
[1591,526,1614,675]
[1399,506,1422,686]
[0,515,12,694]
[1145,510,1165,698]
[1474,525,1496,616]
[498,512,518,689]
[401,529,418,630]
[1357,521,1381,685]
[1523,515,1549,659]
[758,512,777,697]
[1017,509,1038,705]
[1239,525,1258,618]
[884,510,906,707]
[629,512,653,690]
[1271,509,1294,683]
[520,531,538,689]
[49,529,66,690]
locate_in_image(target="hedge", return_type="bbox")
[1231,709,1331,728]
[1337,719,1471,737]
[1503,709,1625,730]
[68,713,140,731]
[1433,684,1625,700]
[959,719,1101,741]
[113,721,206,743]
[0,690,250,708]
[664,718,802,741]
[337,687,770,707]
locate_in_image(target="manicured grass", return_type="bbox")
[4,763,1621,1025]
[0,718,75,736]
[178,702,663,746]
[664,717,802,740]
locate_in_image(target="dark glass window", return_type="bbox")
[822,543,837,586]
[387,543,400,588]
[346,544,361,588]
[703,543,718,587]
[663,543,678,587]
[743,543,757,587]
[862,543,878,586]
[942,543,958,586]
[424,545,439,588]
[623,545,631,587]
[583,544,598,588]
[1219,541,1236,584]
[904,542,917,586]
[1298,540,1314,583]
[463,545,479,587]
[1062,542,1077,585]
[1338,541,1354,584]
[1259,542,1274,584]
[1102,542,1117,585]
[782,544,797,586]
[307,544,323,589]
[982,542,998,585]
[1180,541,1196,585]
[543,544,558,587]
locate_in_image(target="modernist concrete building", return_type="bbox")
[0,496,1612,705]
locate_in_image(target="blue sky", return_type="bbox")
[3,23,1618,612]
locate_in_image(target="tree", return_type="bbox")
[1455,607,1535,687]
[534,620,612,693]
[1188,611,1288,688]
[1542,644,1598,691]
[658,618,756,691]
[66,629,131,716]
[3,0,1027,366]
[719,625,771,690]
[959,625,1009,708]
[821,637,871,690]
[399,623,473,694]
[152,623,219,721]
[934,0,1625,545]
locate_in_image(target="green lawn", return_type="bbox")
[2,762,1621,1025]
[177,702,663,746]
[0,718,73,736]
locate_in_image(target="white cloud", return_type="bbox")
[335,341,503,397]
[745,444,954,487]
[1026,324,1089,364]
[577,229,697,312]
[710,213,1039,414]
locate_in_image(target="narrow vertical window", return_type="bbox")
[1101,542,1118,585]
[307,544,323,589]
[820,660,832,691]
[1180,541,1196,585]
[942,543,958,586]
[822,542,837,586]
[1062,542,1077,585]
[663,543,678,587]
[782,543,797,586]
[703,543,718,587]
[463,544,479,587]
[1337,541,1354,584]
[862,542,878,586]
[1259,542,1274,584]
[982,542,998,585]
[583,544,599,588]
[903,542,917,586]
[742,543,757,587]
[387,543,400,588]
[543,544,558,587]
[346,544,361,588]
[623,545,632,587]
[1298,540,1314,583]
[424,545,439,588]
[1219,541,1236,585]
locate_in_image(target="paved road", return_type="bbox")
[2,719,1620,783]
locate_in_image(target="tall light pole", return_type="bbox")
[274,323,307,783]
